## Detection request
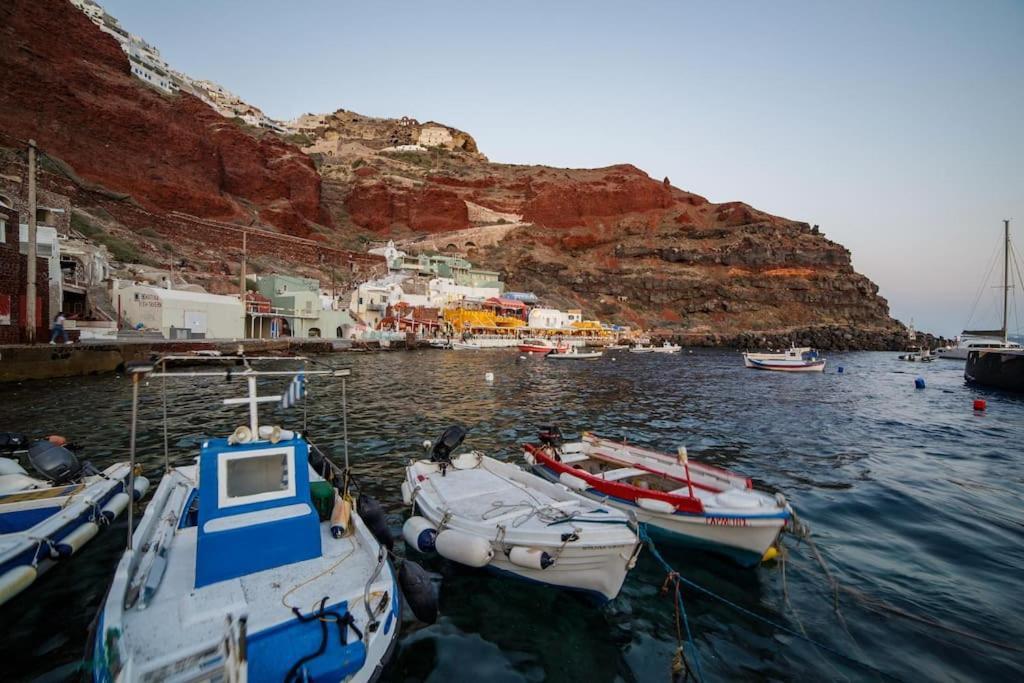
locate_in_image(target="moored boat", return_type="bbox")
[523,430,790,566]
[545,347,603,360]
[518,338,568,354]
[402,427,641,601]
[91,358,407,682]
[742,346,826,372]
[965,348,1024,392]
[651,341,681,354]
[0,436,148,607]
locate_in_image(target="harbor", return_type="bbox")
[2,349,1022,681]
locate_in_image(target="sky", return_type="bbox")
[101,0,1024,337]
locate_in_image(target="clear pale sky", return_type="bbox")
[101,0,1024,337]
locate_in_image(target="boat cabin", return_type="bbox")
[194,436,320,588]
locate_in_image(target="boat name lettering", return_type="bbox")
[705,517,748,527]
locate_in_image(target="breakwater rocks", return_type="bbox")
[665,326,948,352]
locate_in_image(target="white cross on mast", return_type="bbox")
[222,373,282,435]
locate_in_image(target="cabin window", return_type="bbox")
[218,447,296,508]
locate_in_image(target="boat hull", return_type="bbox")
[743,356,826,372]
[965,350,1024,392]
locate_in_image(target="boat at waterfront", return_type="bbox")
[523,431,790,566]
[630,341,680,354]
[966,349,1024,392]
[91,357,403,682]
[402,427,641,601]
[0,436,148,607]
[742,346,826,372]
[545,347,603,360]
[517,338,567,354]
[898,348,937,362]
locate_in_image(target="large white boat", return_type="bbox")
[402,427,641,602]
[91,357,412,682]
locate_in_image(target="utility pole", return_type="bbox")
[26,140,37,343]
[240,231,247,338]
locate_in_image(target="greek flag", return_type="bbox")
[280,372,305,409]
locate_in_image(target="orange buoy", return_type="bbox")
[973,399,987,411]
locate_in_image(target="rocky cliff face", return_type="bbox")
[0,0,903,339]
[0,0,328,237]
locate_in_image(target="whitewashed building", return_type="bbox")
[115,283,243,339]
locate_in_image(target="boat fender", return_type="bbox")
[359,495,393,549]
[54,521,99,557]
[636,497,677,515]
[132,475,150,501]
[508,546,555,570]
[100,492,131,523]
[401,480,414,506]
[0,566,37,607]
[523,451,536,466]
[398,559,439,624]
[402,516,438,553]
[330,495,353,538]
[559,472,589,491]
[435,529,493,568]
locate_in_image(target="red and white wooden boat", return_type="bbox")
[518,338,568,354]
[523,432,791,566]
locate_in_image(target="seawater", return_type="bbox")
[2,350,1022,682]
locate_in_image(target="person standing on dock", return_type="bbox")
[49,311,71,345]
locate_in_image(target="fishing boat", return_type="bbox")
[517,338,568,354]
[651,341,681,354]
[90,355,421,682]
[628,345,655,353]
[897,348,937,362]
[545,347,603,361]
[742,346,826,372]
[605,344,629,350]
[427,338,453,350]
[523,430,791,566]
[0,436,148,607]
[451,340,484,350]
[401,426,642,602]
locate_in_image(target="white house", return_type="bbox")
[18,224,62,320]
[115,283,243,339]
[528,308,569,330]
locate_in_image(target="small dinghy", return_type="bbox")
[402,426,641,601]
[524,430,790,566]
[545,347,603,361]
[91,357,411,682]
[742,346,826,372]
[0,434,148,607]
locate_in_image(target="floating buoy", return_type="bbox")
[914,377,926,389]
[837,366,844,374]
[559,472,589,491]
[508,546,555,570]
[761,546,780,563]
[519,356,526,360]
[636,497,677,515]
[523,451,536,465]
[358,495,393,549]
[402,516,438,553]
[435,529,493,567]
[100,492,130,523]
[330,495,352,538]
[54,521,99,557]
[485,372,494,382]
[973,399,987,411]
[398,559,438,623]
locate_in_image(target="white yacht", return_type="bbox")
[936,335,1021,360]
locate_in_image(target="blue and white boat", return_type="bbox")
[0,436,148,607]
[742,346,826,372]
[91,357,405,682]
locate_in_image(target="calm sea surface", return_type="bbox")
[2,350,1023,682]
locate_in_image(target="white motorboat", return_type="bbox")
[651,341,681,354]
[90,357,414,682]
[605,344,629,350]
[524,431,791,566]
[898,348,937,362]
[629,345,655,353]
[742,346,826,372]
[936,336,1021,360]
[427,338,453,349]
[451,340,484,350]
[0,436,148,607]
[545,347,603,360]
[401,427,641,602]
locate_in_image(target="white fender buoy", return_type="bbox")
[54,521,99,557]
[485,372,494,382]
[330,495,352,538]
[508,546,555,570]
[636,497,677,515]
[559,472,589,491]
[401,480,414,506]
[132,475,150,501]
[523,451,536,465]
[435,529,493,567]
[100,492,131,522]
[0,566,37,606]
[402,516,438,553]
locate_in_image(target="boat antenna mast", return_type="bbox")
[1003,219,1010,343]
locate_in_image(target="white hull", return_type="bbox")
[405,455,640,601]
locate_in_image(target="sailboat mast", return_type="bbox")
[1004,219,1010,343]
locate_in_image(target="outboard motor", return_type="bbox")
[27,440,83,484]
[0,433,30,453]
[430,425,467,465]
